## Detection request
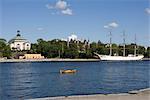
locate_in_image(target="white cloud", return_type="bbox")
[104,22,119,29]
[108,22,118,28]
[104,25,109,29]
[56,0,68,10]
[61,8,73,15]
[145,8,150,14]
[46,0,73,15]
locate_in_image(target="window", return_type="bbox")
[16,44,20,50]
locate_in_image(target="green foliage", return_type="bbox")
[30,39,148,58]
[29,43,38,53]
[0,38,7,43]
[125,44,135,55]
[144,47,150,58]
[0,40,11,58]
[0,38,149,59]
[3,45,12,58]
[138,46,145,54]
[24,35,150,59]
[90,42,97,52]
[64,43,79,58]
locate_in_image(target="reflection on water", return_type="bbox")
[0,61,150,100]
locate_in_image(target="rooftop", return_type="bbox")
[8,30,28,43]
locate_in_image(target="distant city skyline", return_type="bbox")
[0,0,149,46]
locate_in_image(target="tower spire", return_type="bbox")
[17,30,21,36]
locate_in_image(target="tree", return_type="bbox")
[90,42,97,52]
[0,39,11,58]
[3,45,11,58]
[137,46,145,55]
[64,42,79,58]
[144,47,150,58]
[0,38,7,43]
[29,38,148,59]
[29,43,38,53]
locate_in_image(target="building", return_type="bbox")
[19,54,44,59]
[9,30,31,51]
[68,34,78,41]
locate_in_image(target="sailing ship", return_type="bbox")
[95,31,144,61]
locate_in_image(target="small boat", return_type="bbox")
[60,69,77,74]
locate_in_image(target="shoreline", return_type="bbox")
[0,58,100,63]
[142,58,150,60]
[0,58,149,63]
[28,88,150,100]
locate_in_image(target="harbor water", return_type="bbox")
[0,61,149,100]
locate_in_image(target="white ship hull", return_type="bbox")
[95,53,144,61]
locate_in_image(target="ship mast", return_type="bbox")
[123,31,126,56]
[109,31,112,56]
[134,34,137,56]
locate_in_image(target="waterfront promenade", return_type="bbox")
[0,58,149,63]
[0,58,100,63]
[28,88,150,100]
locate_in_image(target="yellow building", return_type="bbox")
[19,54,44,59]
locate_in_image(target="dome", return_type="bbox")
[8,30,27,43]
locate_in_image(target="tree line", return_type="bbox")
[0,38,149,59]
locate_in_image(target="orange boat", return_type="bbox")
[60,69,77,74]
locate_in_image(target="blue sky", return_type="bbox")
[0,0,149,46]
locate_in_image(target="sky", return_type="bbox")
[0,0,150,46]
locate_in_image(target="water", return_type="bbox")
[0,61,149,100]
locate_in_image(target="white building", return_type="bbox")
[68,34,78,41]
[9,30,31,51]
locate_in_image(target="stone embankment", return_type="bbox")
[28,88,150,100]
[0,58,100,63]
